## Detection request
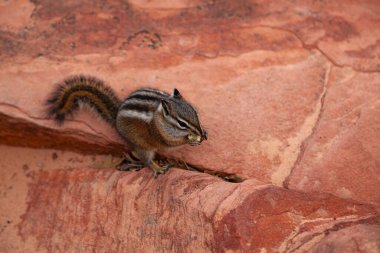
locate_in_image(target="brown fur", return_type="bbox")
[46,75,121,126]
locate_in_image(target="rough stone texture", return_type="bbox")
[1,146,379,253]
[310,224,380,253]
[0,0,379,252]
[286,68,380,204]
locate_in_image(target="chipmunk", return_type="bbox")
[46,75,208,177]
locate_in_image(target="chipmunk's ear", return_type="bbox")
[172,88,182,99]
[160,99,171,116]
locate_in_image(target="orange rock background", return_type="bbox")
[0,0,379,252]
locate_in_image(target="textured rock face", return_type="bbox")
[286,69,380,204]
[0,0,379,252]
[310,224,380,253]
[1,146,379,253]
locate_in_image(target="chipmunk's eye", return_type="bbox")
[177,120,188,129]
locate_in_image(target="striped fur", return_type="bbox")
[46,75,121,126]
[118,88,207,146]
[118,88,168,123]
[118,109,154,123]
[47,75,207,177]
[117,87,207,148]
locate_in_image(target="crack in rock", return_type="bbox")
[271,62,331,186]
[256,25,379,74]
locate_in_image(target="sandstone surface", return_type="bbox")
[310,224,380,253]
[0,0,379,252]
[1,146,379,252]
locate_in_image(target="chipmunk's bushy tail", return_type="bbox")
[46,75,121,126]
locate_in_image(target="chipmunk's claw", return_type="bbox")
[150,162,172,178]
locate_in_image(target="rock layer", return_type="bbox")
[1,146,379,252]
[19,169,380,252]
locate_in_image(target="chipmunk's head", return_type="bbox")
[154,88,207,147]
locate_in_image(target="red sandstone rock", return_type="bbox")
[286,68,380,204]
[1,146,379,252]
[24,170,380,253]
[310,224,380,253]
[0,0,379,252]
